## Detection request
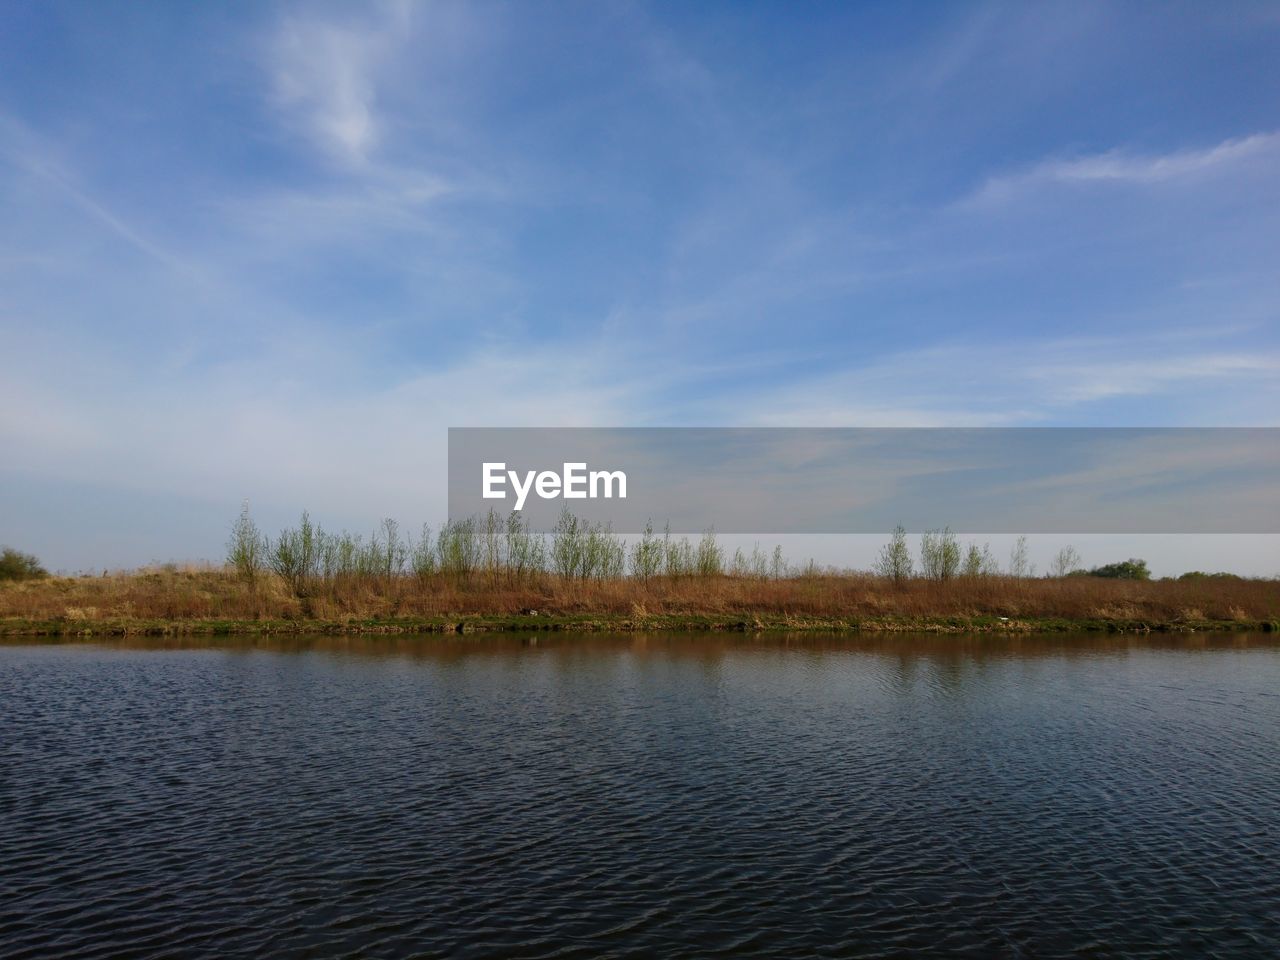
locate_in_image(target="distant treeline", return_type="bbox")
[0,509,1266,591]
[223,505,1236,598]
[3,510,1276,628]
[227,505,783,595]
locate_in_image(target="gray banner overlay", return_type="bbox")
[448,428,1280,533]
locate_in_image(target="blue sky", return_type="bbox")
[2,1,1278,572]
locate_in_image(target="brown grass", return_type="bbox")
[2,567,1277,628]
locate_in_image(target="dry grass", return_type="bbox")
[2,567,1277,626]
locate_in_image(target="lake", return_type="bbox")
[2,633,1277,958]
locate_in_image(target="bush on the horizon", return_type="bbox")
[0,547,48,581]
[1072,558,1152,581]
[1177,570,1246,582]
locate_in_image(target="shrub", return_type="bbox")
[269,511,320,596]
[695,528,724,577]
[961,541,999,578]
[729,542,770,579]
[551,508,585,579]
[505,512,544,580]
[920,528,960,582]
[226,501,266,588]
[630,520,663,580]
[437,517,479,578]
[662,524,696,577]
[875,525,913,584]
[1081,558,1151,580]
[409,524,437,580]
[0,547,47,581]
[1009,535,1035,578]
[373,517,408,580]
[1050,545,1081,578]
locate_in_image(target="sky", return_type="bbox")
[1,1,1278,574]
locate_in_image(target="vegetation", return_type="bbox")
[2,509,1274,634]
[1009,535,1036,578]
[961,541,1000,578]
[226,501,265,589]
[1,562,1275,636]
[920,528,961,582]
[1073,558,1152,581]
[0,547,47,581]
[875,525,913,585]
[1050,546,1082,578]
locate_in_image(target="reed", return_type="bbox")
[3,563,1276,628]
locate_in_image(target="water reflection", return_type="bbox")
[2,633,1277,958]
[7,628,1273,661]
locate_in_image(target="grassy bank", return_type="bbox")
[2,566,1276,637]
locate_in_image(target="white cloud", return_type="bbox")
[0,117,196,276]
[1027,353,1280,405]
[268,3,412,165]
[965,131,1280,207]
[722,334,1280,427]
[0,331,679,526]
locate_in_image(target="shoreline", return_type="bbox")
[3,612,1275,638]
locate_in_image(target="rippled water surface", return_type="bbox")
[2,633,1279,958]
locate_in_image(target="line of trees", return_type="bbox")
[875,526,1101,584]
[228,504,1150,595]
[227,504,769,594]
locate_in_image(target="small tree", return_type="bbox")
[409,524,437,581]
[770,544,787,579]
[551,508,585,579]
[695,528,724,577]
[1009,535,1035,578]
[377,517,407,580]
[437,517,479,578]
[584,522,625,579]
[875,525,913,585]
[630,520,663,581]
[920,528,960,582]
[480,509,504,577]
[961,541,998,578]
[226,501,265,589]
[270,510,319,596]
[662,523,695,577]
[1050,545,1081,578]
[505,512,543,582]
[0,546,47,581]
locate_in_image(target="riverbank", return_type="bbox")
[2,567,1276,637]
[2,611,1276,638]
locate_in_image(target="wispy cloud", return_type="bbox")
[268,2,412,165]
[1027,352,1280,405]
[0,117,194,276]
[726,332,1280,428]
[965,132,1280,207]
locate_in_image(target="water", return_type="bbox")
[2,633,1278,958]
